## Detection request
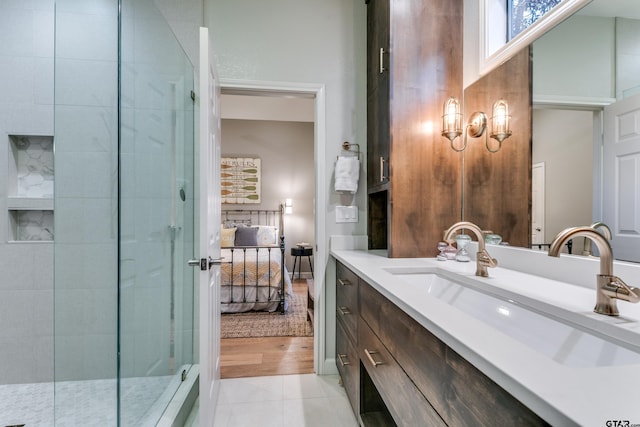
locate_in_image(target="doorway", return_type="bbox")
[217,82,323,377]
[532,107,597,252]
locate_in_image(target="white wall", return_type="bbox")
[463,0,481,89]
[204,0,367,372]
[221,119,315,274]
[533,15,615,102]
[154,0,203,67]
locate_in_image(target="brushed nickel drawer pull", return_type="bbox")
[338,278,351,286]
[364,349,384,367]
[379,47,386,74]
[379,156,387,182]
[338,306,352,316]
[337,353,350,366]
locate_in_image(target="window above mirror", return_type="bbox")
[478,0,590,79]
[509,0,563,40]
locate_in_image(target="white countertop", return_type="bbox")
[330,247,640,427]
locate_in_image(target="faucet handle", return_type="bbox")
[601,275,640,304]
[477,249,498,268]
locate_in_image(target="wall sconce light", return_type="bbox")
[489,99,512,152]
[284,198,293,214]
[441,97,512,153]
[441,97,464,151]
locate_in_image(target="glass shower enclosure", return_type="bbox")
[53,0,196,425]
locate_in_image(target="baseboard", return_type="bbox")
[323,358,338,375]
[290,272,313,280]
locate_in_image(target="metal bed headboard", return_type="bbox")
[222,209,284,237]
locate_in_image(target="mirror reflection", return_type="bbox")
[531,0,640,262]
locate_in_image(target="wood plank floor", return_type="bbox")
[220,279,314,379]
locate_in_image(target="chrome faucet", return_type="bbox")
[582,221,612,256]
[443,221,497,277]
[548,226,640,316]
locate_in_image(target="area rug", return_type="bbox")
[220,292,313,338]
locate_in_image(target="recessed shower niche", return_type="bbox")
[7,134,54,241]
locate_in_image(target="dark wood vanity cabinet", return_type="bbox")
[336,262,359,340]
[336,319,359,416]
[365,0,463,257]
[335,262,360,415]
[336,261,550,426]
[359,317,446,426]
[366,0,390,192]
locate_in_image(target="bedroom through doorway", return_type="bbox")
[218,87,317,378]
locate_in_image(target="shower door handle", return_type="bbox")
[188,257,225,270]
[187,258,206,270]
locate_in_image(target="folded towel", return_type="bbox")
[335,156,360,193]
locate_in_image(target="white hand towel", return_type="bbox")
[335,156,360,193]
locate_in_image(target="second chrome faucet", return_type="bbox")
[443,221,497,277]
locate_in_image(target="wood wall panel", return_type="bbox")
[387,0,463,257]
[462,48,533,248]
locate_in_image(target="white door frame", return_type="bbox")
[219,78,327,374]
[531,162,545,246]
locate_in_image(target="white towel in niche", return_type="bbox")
[335,156,360,193]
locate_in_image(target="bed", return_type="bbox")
[220,209,293,314]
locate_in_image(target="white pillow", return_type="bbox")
[221,227,237,247]
[256,226,279,246]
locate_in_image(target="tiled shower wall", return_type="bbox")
[0,0,55,384]
[0,0,121,385]
[53,0,119,383]
[0,0,203,388]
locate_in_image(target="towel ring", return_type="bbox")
[339,141,360,159]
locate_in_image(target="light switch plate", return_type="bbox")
[336,205,358,223]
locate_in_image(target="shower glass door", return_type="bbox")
[53,0,194,424]
[118,1,195,425]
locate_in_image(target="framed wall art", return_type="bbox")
[221,157,261,204]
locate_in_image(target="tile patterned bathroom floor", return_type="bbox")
[185,374,359,427]
[0,376,173,427]
[0,381,54,427]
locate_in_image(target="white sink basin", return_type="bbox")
[384,269,640,368]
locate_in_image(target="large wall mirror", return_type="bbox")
[468,0,640,263]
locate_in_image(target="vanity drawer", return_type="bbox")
[359,317,446,427]
[359,280,548,427]
[336,262,359,340]
[336,318,359,415]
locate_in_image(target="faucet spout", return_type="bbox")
[582,221,612,256]
[443,221,497,277]
[549,226,613,275]
[548,226,638,316]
